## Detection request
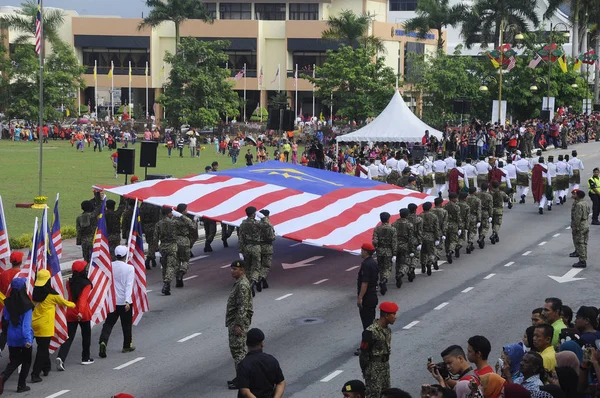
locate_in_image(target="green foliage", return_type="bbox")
[269,91,289,106]
[0,0,65,48]
[308,45,397,123]
[249,107,268,122]
[322,10,385,54]
[158,38,240,128]
[139,0,213,44]
[9,233,33,250]
[403,0,468,49]
[61,225,77,239]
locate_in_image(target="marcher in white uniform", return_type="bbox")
[546,155,558,207]
[515,156,531,203]
[568,150,584,192]
[421,156,434,195]
[475,158,491,191]
[555,154,570,204]
[433,155,448,197]
[463,158,478,189]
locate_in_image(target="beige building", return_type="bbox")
[0,2,443,123]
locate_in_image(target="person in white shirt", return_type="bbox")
[475,157,491,189]
[504,158,517,202]
[515,156,531,203]
[444,153,457,170]
[396,156,408,174]
[555,154,570,204]
[356,159,371,179]
[529,149,542,169]
[98,245,136,358]
[421,156,434,195]
[568,150,584,191]
[377,159,391,180]
[433,154,448,197]
[385,153,398,170]
[463,158,478,190]
[368,159,379,180]
[546,155,559,207]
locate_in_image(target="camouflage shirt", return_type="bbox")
[225,275,254,328]
[154,216,177,245]
[466,195,482,223]
[477,192,494,217]
[391,218,415,253]
[431,207,448,235]
[372,223,397,256]
[407,213,423,243]
[174,215,197,247]
[420,211,441,241]
[491,189,508,213]
[105,198,126,237]
[238,217,262,252]
[140,202,160,225]
[444,201,462,227]
[259,218,276,254]
[387,170,401,186]
[571,199,590,231]
[360,320,392,366]
[457,201,471,230]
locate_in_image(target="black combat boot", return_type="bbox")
[151,259,157,268]
[175,271,184,288]
[407,269,415,282]
[145,258,151,270]
[162,282,171,296]
[261,278,269,289]
[379,279,388,295]
[478,236,485,249]
[426,264,432,276]
[569,251,579,258]
[572,260,587,268]
[250,281,256,297]
[396,275,403,288]
[222,238,229,248]
[255,279,262,293]
[421,265,426,274]
[519,194,526,204]
[446,251,453,264]
[455,246,461,258]
[433,260,439,270]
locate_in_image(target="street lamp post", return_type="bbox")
[492,20,523,124]
[544,23,571,120]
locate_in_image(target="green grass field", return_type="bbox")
[0,139,279,238]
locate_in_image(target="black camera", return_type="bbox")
[435,362,450,379]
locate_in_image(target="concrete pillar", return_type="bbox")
[154,87,164,126]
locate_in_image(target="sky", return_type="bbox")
[3,0,150,18]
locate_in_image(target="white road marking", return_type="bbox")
[190,255,209,262]
[275,293,293,301]
[177,332,202,343]
[313,279,329,285]
[553,233,561,237]
[346,266,359,272]
[45,391,70,398]
[504,262,514,267]
[113,357,145,370]
[321,370,344,382]
[220,264,231,269]
[522,251,532,256]
[183,275,199,281]
[147,290,153,293]
[539,241,547,246]
[434,302,449,310]
[462,287,474,293]
[484,273,496,280]
[403,321,419,329]
[566,226,571,230]
[289,242,302,247]
[438,260,447,265]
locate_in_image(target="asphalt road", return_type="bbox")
[5,142,600,398]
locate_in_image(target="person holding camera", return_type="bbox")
[427,345,476,389]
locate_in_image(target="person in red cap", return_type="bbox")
[359,301,398,398]
[0,252,24,296]
[570,189,589,268]
[112,394,134,398]
[56,260,94,371]
[355,242,379,356]
[130,176,139,184]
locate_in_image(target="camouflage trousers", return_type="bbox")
[259,249,273,280]
[81,240,93,264]
[479,213,491,238]
[243,245,261,283]
[445,225,459,253]
[377,254,392,282]
[395,250,413,277]
[420,240,435,267]
[176,243,190,274]
[492,211,503,233]
[221,224,235,241]
[228,325,248,370]
[458,225,468,247]
[142,223,157,260]
[572,228,589,262]
[363,362,391,398]
[160,243,177,283]
[467,220,478,245]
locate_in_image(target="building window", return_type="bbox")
[289,4,318,20]
[226,50,257,77]
[219,3,251,20]
[255,3,286,20]
[82,48,149,75]
[404,42,424,80]
[203,3,217,19]
[291,52,327,76]
[389,0,418,11]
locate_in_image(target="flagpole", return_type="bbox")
[278,63,281,93]
[94,59,98,121]
[259,66,262,123]
[129,60,132,116]
[312,63,315,120]
[225,61,229,124]
[295,63,298,121]
[77,87,80,117]
[243,62,247,123]
[126,199,138,263]
[145,61,149,120]
[38,0,44,197]
[110,61,114,121]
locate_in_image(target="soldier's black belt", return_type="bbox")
[370,354,389,362]
[245,241,261,245]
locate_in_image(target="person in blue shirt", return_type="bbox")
[0,278,35,394]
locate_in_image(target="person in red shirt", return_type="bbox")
[111,152,118,179]
[467,335,493,376]
[42,125,49,143]
[0,252,23,296]
[56,260,94,370]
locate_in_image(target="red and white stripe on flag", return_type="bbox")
[48,273,68,353]
[507,56,516,71]
[127,205,149,325]
[0,198,9,270]
[35,0,42,55]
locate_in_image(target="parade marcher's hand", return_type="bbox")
[392,256,396,263]
[77,313,82,321]
[477,222,481,228]
[458,230,462,236]
[488,217,492,222]
[233,325,243,336]
[239,253,244,260]
[442,236,446,240]
[357,297,363,309]
[125,303,130,312]
[25,343,31,348]
[435,240,440,246]
[416,245,422,251]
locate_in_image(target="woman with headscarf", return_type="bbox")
[555,352,580,374]
[501,343,527,381]
[481,374,506,398]
[553,367,583,398]
[56,260,94,370]
[0,278,35,393]
[30,270,75,383]
[558,341,583,364]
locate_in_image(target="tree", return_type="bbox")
[0,0,65,48]
[308,45,396,123]
[157,38,240,128]
[460,0,540,49]
[322,10,385,54]
[138,0,213,46]
[403,0,468,50]
[543,0,596,58]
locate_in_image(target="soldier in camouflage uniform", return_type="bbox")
[431,197,448,264]
[570,189,589,268]
[397,168,412,188]
[238,206,262,296]
[155,207,177,295]
[465,187,482,254]
[476,181,494,249]
[490,180,509,244]
[174,204,197,288]
[221,223,236,248]
[359,301,397,398]
[140,202,160,270]
[419,202,441,276]
[225,260,253,390]
[203,218,217,252]
[121,198,136,240]
[105,197,126,259]
[405,176,419,191]
[392,209,416,287]
[76,192,101,263]
[258,209,276,290]
[386,169,401,187]
[456,192,471,258]
[407,203,423,275]
[443,192,462,264]
[372,212,397,296]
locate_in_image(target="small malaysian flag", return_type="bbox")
[258,66,263,88]
[294,69,298,88]
[0,196,10,270]
[528,54,542,69]
[45,212,68,353]
[506,56,516,71]
[15,218,39,297]
[34,0,42,54]
[234,65,245,81]
[52,194,62,259]
[270,65,280,84]
[126,201,149,325]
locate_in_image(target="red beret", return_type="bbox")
[113,394,135,398]
[9,251,24,265]
[130,176,139,183]
[361,242,376,251]
[72,260,88,273]
[571,189,580,194]
[380,302,399,313]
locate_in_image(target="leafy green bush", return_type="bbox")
[61,225,77,239]
[249,107,268,122]
[9,234,34,250]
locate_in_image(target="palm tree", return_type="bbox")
[544,0,596,58]
[322,10,385,54]
[0,0,65,48]
[138,0,213,46]
[403,0,468,50]
[460,0,540,49]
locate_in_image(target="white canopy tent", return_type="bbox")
[336,91,443,143]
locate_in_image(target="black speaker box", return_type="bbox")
[540,109,551,121]
[140,140,158,168]
[594,104,600,112]
[267,107,281,130]
[453,100,471,114]
[282,110,295,131]
[146,174,172,180]
[117,148,135,175]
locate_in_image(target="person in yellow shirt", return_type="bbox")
[30,270,75,383]
[532,324,556,372]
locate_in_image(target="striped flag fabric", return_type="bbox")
[234,65,245,81]
[97,162,434,255]
[88,198,116,326]
[52,194,62,259]
[294,68,298,88]
[258,66,263,89]
[34,0,42,54]
[270,65,280,84]
[126,201,149,325]
[528,54,542,69]
[15,218,38,297]
[36,207,48,273]
[45,211,68,353]
[0,196,10,270]
[506,56,517,71]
